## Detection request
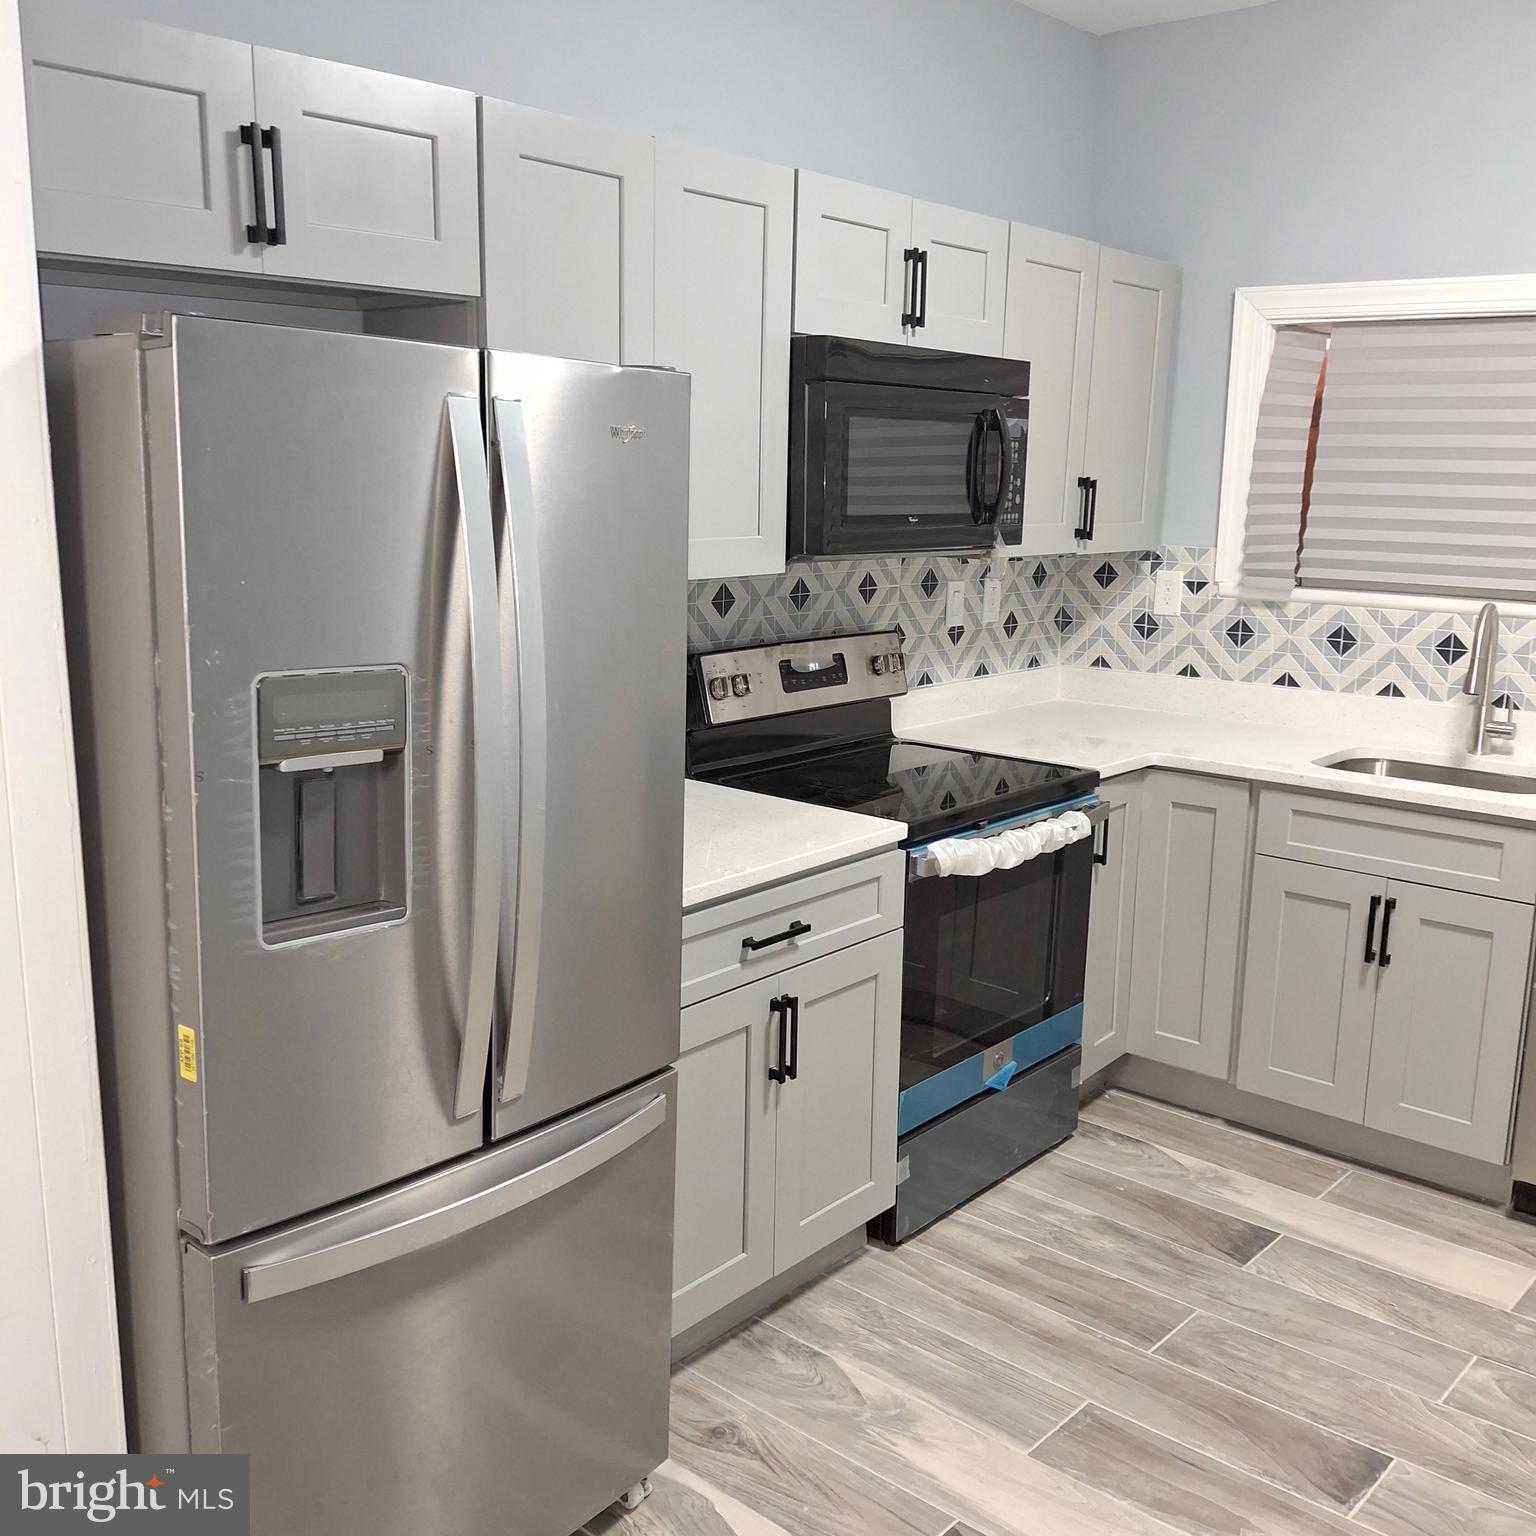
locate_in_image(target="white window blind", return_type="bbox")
[1297,317,1536,599]
[1238,326,1327,592]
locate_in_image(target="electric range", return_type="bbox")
[687,628,1102,1243]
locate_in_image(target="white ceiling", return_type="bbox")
[1020,0,1278,35]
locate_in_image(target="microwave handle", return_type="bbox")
[965,410,985,524]
[967,408,1011,527]
[985,408,1013,523]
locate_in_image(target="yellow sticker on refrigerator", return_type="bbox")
[176,1025,198,1083]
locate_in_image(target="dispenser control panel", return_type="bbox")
[257,668,408,763]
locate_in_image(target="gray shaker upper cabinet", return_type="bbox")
[21,3,261,274]
[253,49,479,295]
[1001,223,1099,556]
[792,171,1006,352]
[793,171,910,343]
[481,102,655,361]
[1078,247,1181,554]
[20,4,479,296]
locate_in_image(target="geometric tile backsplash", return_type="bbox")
[688,545,1536,708]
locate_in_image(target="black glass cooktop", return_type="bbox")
[700,737,1099,843]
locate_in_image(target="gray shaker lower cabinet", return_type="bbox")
[672,927,901,1336]
[1364,881,1534,1162]
[771,930,901,1270]
[1128,771,1250,1078]
[1236,856,1382,1120]
[1081,777,1142,1078]
[671,975,776,1334]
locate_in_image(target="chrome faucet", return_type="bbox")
[1463,602,1518,754]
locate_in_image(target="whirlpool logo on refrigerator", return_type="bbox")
[6,1456,249,1532]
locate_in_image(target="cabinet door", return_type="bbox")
[1081,780,1141,1079]
[1129,772,1249,1078]
[909,200,1009,355]
[1080,247,1180,554]
[1365,882,1534,1162]
[792,170,910,343]
[773,931,902,1272]
[672,989,777,1335]
[21,3,260,272]
[481,102,653,362]
[1002,223,1099,556]
[1236,857,1383,1120]
[656,142,794,581]
[254,48,479,295]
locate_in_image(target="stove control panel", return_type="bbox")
[693,629,906,725]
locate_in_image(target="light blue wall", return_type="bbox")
[1094,0,1536,545]
[77,0,1100,237]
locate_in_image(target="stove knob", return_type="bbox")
[707,676,729,701]
[870,655,886,676]
[731,673,751,697]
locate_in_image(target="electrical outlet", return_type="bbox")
[982,575,1003,625]
[1153,569,1184,617]
[945,580,966,628]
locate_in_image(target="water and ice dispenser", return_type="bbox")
[256,667,409,944]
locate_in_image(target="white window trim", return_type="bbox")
[1216,273,1536,618]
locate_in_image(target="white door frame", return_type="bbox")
[0,0,124,1454]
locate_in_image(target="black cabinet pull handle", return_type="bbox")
[1093,817,1111,866]
[913,247,929,328]
[901,247,919,329]
[241,121,269,245]
[1075,476,1093,540]
[1364,893,1381,963]
[785,994,800,1081]
[1378,896,1397,967]
[768,996,789,1084]
[742,919,811,953]
[1085,477,1099,540]
[263,125,286,246]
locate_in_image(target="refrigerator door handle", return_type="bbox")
[241,1092,668,1303]
[447,394,504,1120]
[492,397,548,1109]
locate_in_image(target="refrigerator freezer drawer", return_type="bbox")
[181,1071,676,1536]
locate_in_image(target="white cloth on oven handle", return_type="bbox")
[919,808,1094,878]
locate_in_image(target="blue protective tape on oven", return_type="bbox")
[897,1003,1084,1136]
[903,792,1102,871]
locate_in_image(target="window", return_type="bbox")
[1216,277,1536,612]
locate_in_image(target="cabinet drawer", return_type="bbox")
[681,851,904,1007]
[1256,790,1536,902]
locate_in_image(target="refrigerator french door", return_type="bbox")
[48,316,688,1536]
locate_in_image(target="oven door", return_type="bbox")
[794,380,1026,557]
[899,801,1101,1135]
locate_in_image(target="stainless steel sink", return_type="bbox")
[1321,755,1536,794]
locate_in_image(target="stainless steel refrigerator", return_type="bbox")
[47,315,688,1536]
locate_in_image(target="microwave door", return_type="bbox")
[811,382,1003,557]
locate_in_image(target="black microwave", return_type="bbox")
[788,335,1030,560]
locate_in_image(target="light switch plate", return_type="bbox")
[946,580,966,628]
[982,576,1003,625]
[1153,569,1184,617]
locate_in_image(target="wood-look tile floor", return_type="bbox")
[589,1090,1536,1536]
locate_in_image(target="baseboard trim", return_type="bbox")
[671,1227,866,1364]
[1109,1055,1513,1206]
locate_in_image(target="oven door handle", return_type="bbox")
[909,798,1106,879]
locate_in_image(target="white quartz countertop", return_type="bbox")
[683,779,905,913]
[892,667,1536,825]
